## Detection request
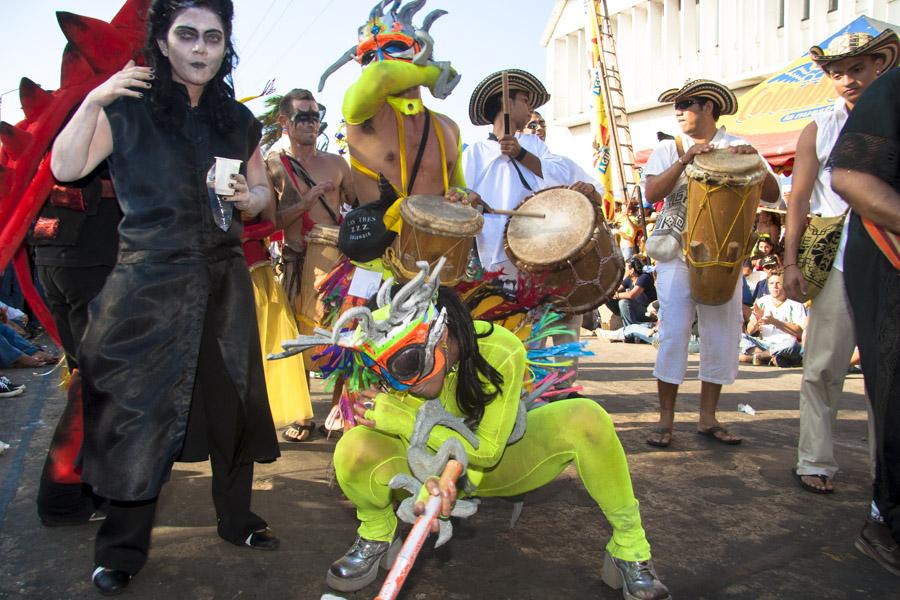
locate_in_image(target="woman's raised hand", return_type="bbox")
[86,60,154,107]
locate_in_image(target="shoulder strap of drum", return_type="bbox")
[675,136,685,159]
[405,109,431,195]
[283,153,341,225]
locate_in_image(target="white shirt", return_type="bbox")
[642,126,781,263]
[811,98,851,271]
[643,126,757,180]
[0,301,25,323]
[463,133,571,272]
[754,294,807,352]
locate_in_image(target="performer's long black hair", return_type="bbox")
[435,287,504,423]
[144,0,238,133]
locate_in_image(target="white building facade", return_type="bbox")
[541,0,900,197]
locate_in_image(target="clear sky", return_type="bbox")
[0,0,554,146]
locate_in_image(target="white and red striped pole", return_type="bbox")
[375,460,463,600]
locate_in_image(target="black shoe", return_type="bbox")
[91,567,131,595]
[244,527,280,550]
[40,509,106,527]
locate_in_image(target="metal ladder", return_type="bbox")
[588,0,647,237]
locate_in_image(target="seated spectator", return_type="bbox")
[600,300,660,344]
[0,322,58,369]
[0,302,28,336]
[751,255,781,302]
[751,233,781,270]
[608,256,657,326]
[740,272,806,367]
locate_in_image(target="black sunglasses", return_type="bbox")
[674,99,704,111]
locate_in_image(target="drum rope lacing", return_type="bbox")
[553,230,622,307]
[384,228,469,286]
[683,183,757,269]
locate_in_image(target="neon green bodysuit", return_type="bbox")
[333,321,653,562]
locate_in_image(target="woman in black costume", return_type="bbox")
[51,0,280,594]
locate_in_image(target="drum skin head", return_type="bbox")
[687,149,766,186]
[506,187,595,266]
[400,195,484,236]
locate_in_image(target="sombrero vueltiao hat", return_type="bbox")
[469,69,550,126]
[657,78,738,116]
[809,29,899,69]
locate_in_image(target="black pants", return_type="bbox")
[36,264,112,523]
[843,215,900,544]
[94,317,267,574]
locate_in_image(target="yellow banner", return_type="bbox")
[588,4,615,221]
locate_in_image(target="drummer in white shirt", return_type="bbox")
[461,69,601,276]
[642,79,781,448]
[460,70,605,396]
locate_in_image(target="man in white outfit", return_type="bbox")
[642,79,781,448]
[784,32,894,494]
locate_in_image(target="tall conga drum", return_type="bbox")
[384,195,483,286]
[297,224,341,367]
[505,186,624,314]
[683,150,766,305]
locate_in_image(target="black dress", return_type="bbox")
[79,86,279,502]
[829,66,900,544]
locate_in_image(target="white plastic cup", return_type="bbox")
[214,157,242,196]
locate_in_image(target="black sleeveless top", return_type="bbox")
[79,87,278,502]
[104,85,262,260]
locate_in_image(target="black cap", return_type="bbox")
[337,174,398,262]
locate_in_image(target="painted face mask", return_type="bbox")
[269,259,449,393]
[357,302,447,391]
[317,0,454,93]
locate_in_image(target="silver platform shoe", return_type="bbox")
[326,536,401,592]
[601,550,672,600]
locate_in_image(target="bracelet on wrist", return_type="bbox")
[516,147,528,161]
[783,263,798,269]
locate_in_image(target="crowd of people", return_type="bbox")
[0,0,898,596]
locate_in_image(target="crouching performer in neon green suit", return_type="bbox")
[272,259,670,599]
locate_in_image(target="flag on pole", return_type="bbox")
[587,3,615,221]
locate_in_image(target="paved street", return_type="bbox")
[0,335,894,599]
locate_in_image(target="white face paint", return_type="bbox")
[157,7,226,93]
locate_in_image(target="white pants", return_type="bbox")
[796,269,857,478]
[653,259,742,385]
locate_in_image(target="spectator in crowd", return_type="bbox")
[756,209,783,248]
[522,110,546,141]
[0,301,28,333]
[608,256,657,326]
[0,321,59,369]
[600,300,660,345]
[751,255,782,302]
[751,233,781,270]
[614,202,643,261]
[740,272,806,367]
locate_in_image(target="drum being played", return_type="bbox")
[504,186,623,314]
[297,224,341,367]
[683,149,766,305]
[384,195,483,286]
